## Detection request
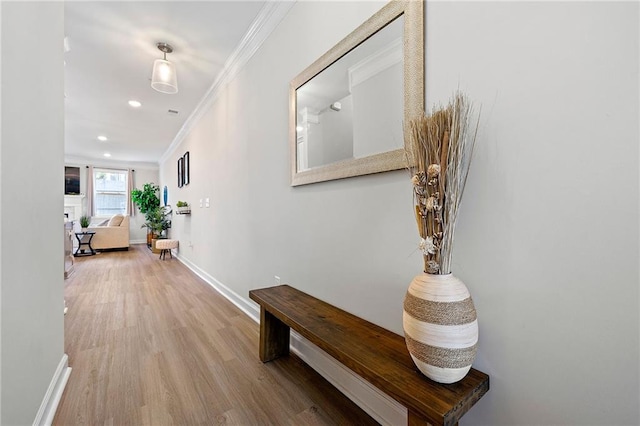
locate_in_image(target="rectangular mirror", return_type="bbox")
[290,0,424,186]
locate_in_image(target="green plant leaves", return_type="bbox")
[131,183,160,214]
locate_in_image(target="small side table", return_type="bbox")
[74,231,96,257]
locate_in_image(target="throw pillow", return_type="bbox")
[107,214,124,227]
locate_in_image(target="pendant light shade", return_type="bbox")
[151,43,178,94]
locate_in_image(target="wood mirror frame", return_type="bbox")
[289,0,424,186]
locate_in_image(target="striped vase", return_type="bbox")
[403,273,478,384]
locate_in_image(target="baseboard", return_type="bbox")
[289,332,407,424]
[129,239,146,245]
[175,254,407,425]
[175,254,258,322]
[33,354,72,426]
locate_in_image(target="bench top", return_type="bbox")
[249,285,489,426]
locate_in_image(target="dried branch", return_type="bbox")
[406,92,479,274]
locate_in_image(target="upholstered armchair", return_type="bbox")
[88,214,130,250]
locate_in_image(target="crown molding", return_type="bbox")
[64,155,159,171]
[159,1,296,165]
[348,38,402,90]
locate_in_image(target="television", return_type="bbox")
[64,166,81,195]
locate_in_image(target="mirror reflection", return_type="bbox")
[295,16,403,172]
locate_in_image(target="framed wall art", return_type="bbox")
[183,151,190,185]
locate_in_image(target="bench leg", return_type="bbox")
[259,307,290,362]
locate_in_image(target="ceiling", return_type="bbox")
[64,1,265,166]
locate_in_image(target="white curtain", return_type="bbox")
[127,169,135,216]
[86,165,94,217]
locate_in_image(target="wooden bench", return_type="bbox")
[249,285,489,426]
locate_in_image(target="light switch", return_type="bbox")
[199,198,203,208]
[205,198,210,208]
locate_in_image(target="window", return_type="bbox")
[94,169,128,216]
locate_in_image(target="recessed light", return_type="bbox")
[97,135,108,141]
[128,100,142,108]
[103,153,111,157]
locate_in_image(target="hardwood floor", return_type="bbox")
[54,244,377,425]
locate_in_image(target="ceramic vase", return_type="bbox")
[403,273,478,384]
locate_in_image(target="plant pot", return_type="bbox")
[403,273,478,384]
[151,238,163,254]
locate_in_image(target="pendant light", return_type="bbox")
[151,42,178,94]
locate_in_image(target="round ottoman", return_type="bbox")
[155,239,179,260]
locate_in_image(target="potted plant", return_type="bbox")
[176,201,190,214]
[142,206,171,253]
[131,183,160,214]
[79,215,90,231]
[131,183,161,245]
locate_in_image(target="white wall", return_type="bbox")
[1,2,66,424]
[352,62,402,157]
[159,1,639,424]
[313,94,354,167]
[129,168,160,243]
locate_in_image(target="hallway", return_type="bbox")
[54,245,376,425]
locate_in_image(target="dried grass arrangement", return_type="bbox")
[406,92,479,274]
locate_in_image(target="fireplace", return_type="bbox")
[63,194,84,221]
